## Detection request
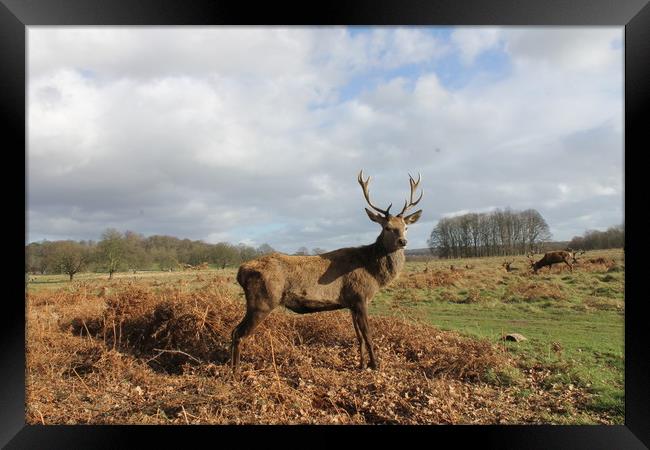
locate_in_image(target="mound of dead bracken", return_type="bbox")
[579,257,620,273]
[63,285,507,381]
[66,284,241,373]
[395,268,464,289]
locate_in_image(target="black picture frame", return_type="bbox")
[4,0,648,447]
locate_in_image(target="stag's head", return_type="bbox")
[358,170,423,252]
[570,249,585,263]
[526,252,537,270]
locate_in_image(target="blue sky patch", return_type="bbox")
[337,27,512,102]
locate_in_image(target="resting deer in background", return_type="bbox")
[528,250,574,273]
[502,259,518,273]
[230,171,423,374]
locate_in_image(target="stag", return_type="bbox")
[230,171,423,374]
[529,251,574,273]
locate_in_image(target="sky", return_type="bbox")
[27,27,624,253]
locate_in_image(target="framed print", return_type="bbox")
[4,0,649,447]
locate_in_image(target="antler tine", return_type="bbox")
[358,170,392,217]
[398,172,423,216]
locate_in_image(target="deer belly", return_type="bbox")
[282,294,344,314]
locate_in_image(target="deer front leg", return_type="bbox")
[351,309,366,369]
[354,302,379,370]
[564,260,573,272]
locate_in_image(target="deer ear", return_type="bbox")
[403,209,422,224]
[365,208,386,224]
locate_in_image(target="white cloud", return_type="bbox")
[451,27,502,64]
[441,209,471,218]
[504,27,622,71]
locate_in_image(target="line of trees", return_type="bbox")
[568,225,624,250]
[427,208,552,258]
[294,247,328,256]
[25,228,277,280]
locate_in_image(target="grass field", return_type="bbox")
[25,249,624,424]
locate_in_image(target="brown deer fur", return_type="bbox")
[530,251,574,273]
[230,172,423,374]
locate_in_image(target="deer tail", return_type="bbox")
[236,265,248,287]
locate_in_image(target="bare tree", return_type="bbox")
[98,229,126,279]
[237,243,258,262]
[230,171,423,374]
[124,230,149,273]
[51,241,90,281]
[256,243,276,256]
[211,242,237,269]
[25,241,55,274]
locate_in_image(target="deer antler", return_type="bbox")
[358,170,392,217]
[397,173,423,217]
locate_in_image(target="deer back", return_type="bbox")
[238,245,404,307]
[534,251,571,269]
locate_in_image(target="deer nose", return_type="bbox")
[398,238,407,247]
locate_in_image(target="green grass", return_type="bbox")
[26,268,239,295]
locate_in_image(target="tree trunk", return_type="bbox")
[69,273,74,281]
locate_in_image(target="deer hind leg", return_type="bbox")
[354,303,379,370]
[232,271,278,375]
[231,308,270,375]
[564,260,573,272]
[351,309,366,369]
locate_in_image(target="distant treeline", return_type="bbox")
[568,225,624,251]
[427,208,552,259]
[25,228,277,280]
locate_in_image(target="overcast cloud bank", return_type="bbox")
[28,27,623,253]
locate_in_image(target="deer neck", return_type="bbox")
[370,236,405,286]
